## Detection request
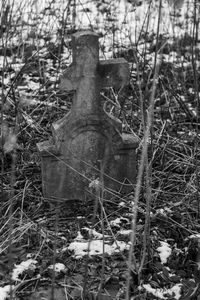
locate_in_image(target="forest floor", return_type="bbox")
[1,0,200,299]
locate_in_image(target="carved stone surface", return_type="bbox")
[37,30,138,201]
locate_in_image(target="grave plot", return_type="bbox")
[37,30,139,201]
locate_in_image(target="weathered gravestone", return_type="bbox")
[37,30,138,201]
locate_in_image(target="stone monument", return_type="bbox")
[37,30,138,201]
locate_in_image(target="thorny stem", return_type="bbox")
[191,0,200,218]
[98,160,105,296]
[139,0,163,277]
[51,204,59,300]
[1,3,16,299]
[83,183,100,297]
[125,0,162,298]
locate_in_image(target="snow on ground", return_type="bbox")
[68,240,130,259]
[143,283,182,300]
[48,263,66,272]
[157,241,172,264]
[110,217,129,227]
[119,229,132,236]
[12,259,38,281]
[0,285,14,300]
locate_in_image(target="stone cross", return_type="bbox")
[37,31,138,201]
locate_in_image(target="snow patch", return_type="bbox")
[75,231,84,241]
[68,240,130,259]
[12,259,37,281]
[48,263,66,272]
[82,227,109,239]
[143,283,182,299]
[120,229,132,236]
[110,217,129,227]
[157,241,172,264]
[0,285,14,300]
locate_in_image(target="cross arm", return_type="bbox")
[98,58,129,90]
[59,63,79,91]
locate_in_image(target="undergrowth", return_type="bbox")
[1,0,200,299]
